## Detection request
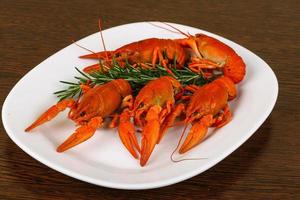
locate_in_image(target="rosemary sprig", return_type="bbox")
[54,61,209,101]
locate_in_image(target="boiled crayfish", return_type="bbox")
[118,76,184,166]
[79,22,245,83]
[25,76,238,166]
[25,22,246,167]
[177,76,236,154]
[118,76,236,166]
[80,38,188,76]
[25,79,132,152]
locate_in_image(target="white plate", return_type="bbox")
[2,22,278,189]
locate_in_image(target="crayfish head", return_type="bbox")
[68,92,102,124]
[194,33,228,64]
[184,77,230,121]
[133,76,182,110]
[133,76,181,127]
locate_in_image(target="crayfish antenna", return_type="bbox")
[72,40,96,55]
[170,123,188,162]
[148,21,189,38]
[170,121,207,163]
[160,22,189,38]
[98,18,109,60]
[74,18,107,58]
[77,18,111,73]
[148,22,182,35]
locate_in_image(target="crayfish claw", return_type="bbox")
[25,99,75,132]
[56,117,103,152]
[82,63,101,74]
[179,115,214,154]
[140,105,161,166]
[118,110,140,159]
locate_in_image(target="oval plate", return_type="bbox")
[2,22,278,189]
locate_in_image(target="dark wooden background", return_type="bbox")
[1,0,299,199]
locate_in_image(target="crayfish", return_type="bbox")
[178,76,236,154]
[26,21,246,167]
[25,79,132,152]
[116,76,236,166]
[79,21,245,83]
[25,75,238,166]
[117,76,183,166]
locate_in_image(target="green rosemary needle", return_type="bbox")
[54,61,208,101]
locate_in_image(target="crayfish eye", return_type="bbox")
[80,111,86,117]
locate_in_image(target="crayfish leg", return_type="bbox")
[56,117,103,152]
[25,99,75,132]
[158,100,173,123]
[82,63,102,74]
[135,109,146,127]
[108,113,119,128]
[213,105,232,128]
[188,59,220,79]
[79,51,113,59]
[158,103,185,144]
[152,47,175,77]
[179,114,214,154]
[184,84,200,93]
[121,95,134,109]
[80,84,92,94]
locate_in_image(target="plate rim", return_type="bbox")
[2,21,279,190]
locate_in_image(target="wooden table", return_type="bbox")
[1,0,299,199]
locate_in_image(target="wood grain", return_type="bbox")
[1,0,299,199]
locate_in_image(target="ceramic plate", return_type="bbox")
[2,22,278,189]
